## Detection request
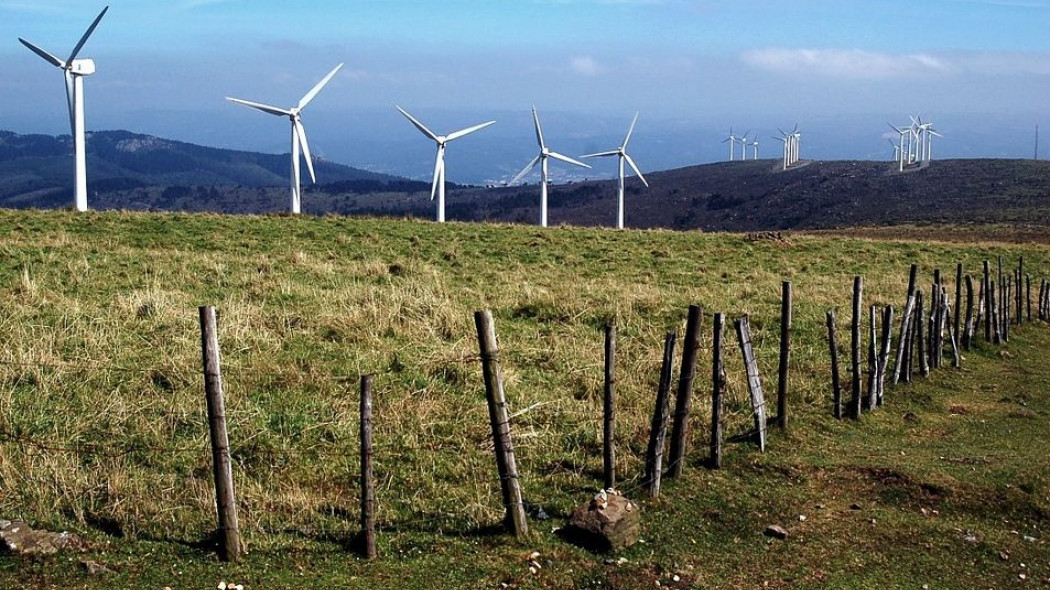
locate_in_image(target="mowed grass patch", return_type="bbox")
[0,209,1048,588]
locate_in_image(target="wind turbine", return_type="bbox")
[722,128,738,161]
[773,134,788,170]
[581,112,649,230]
[19,5,109,212]
[888,138,901,162]
[396,106,495,223]
[510,107,591,227]
[750,137,760,160]
[226,63,343,215]
[736,131,751,161]
[888,123,910,171]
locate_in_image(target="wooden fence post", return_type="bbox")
[850,276,863,419]
[603,323,616,491]
[904,302,917,383]
[932,270,942,370]
[916,290,929,377]
[359,375,377,559]
[735,315,767,450]
[709,313,726,469]
[955,263,963,344]
[199,306,241,563]
[777,282,792,430]
[826,310,843,419]
[943,290,961,368]
[990,281,1001,345]
[645,331,677,497]
[892,264,918,385]
[1018,258,1024,324]
[668,305,702,478]
[474,310,528,538]
[866,305,878,411]
[876,305,894,407]
[964,275,975,351]
[984,260,992,342]
[1026,274,1031,322]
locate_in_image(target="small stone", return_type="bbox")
[529,566,538,575]
[79,560,113,576]
[529,551,540,560]
[798,515,807,522]
[763,525,789,540]
[1023,535,1037,542]
[1000,551,1010,561]
[672,575,681,582]
[1019,573,1026,580]
[565,493,641,552]
[218,583,227,590]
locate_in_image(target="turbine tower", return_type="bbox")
[581,112,649,230]
[226,63,343,215]
[19,6,109,212]
[750,137,760,160]
[396,106,495,223]
[889,123,910,171]
[510,107,591,227]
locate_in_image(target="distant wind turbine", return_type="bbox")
[582,112,649,230]
[396,106,495,223]
[750,137,760,160]
[19,5,109,212]
[226,63,343,214]
[510,107,591,227]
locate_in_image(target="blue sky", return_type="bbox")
[3,0,1050,182]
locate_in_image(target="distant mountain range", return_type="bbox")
[1,130,1048,230]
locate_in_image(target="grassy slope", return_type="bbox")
[0,210,1047,588]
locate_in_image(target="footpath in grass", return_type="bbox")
[3,301,1049,589]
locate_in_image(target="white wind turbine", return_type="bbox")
[581,112,649,230]
[773,134,788,170]
[722,128,738,161]
[510,107,591,227]
[226,63,343,215]
[397,106,495,223]
[19,5,109,212]
[750,136,760,160]
[888,123,910,171]
[888,138,901,162]
[736,131,751,161]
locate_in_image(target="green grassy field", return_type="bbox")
[0,210,1048,588]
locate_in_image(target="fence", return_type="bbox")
[1,256,1048,562]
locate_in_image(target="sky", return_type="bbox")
[3,0,1050,183]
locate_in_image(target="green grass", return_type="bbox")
[0,209,1048,588]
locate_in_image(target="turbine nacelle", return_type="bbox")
[68,59,96,76]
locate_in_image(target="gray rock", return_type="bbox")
[764,525,789,540]
[564,490,641,552]
[0,520,86,555]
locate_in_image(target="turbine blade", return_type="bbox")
[298,63,343,110]
[295,119,316,183]
[888,123,904,134]
[510,154,541,186]
[777,128,788,136]
[532,106,546,149]
[19,38,65,68]
[67,5,109,64]
[445,120,496,142]
[581,150,619,158]
[226,97,292,117]
[624,153,648,187]
[622,111,639,148]
[547,151,591,169]
[395,106,439,141]
[430,148,444,200]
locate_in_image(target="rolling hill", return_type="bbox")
[2,130,1049,230]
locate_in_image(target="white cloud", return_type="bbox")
[740,48,951,79]
[570,56,605,76]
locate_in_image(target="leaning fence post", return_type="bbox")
[734,315,767,450]
[916,290,929,377]
[359,375,377,559]
[1026,274,1032,322]
[826,310,843,419]
[984,260,992,342]
[777,281,792,430]
[850,276,863,419]
[474,310,528,538]
[645,331,677,497]
[892,264,918,385]
[602,323,616,491]
[710,313,726,469]
[668,305,702,479]
[199,306,241,563]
